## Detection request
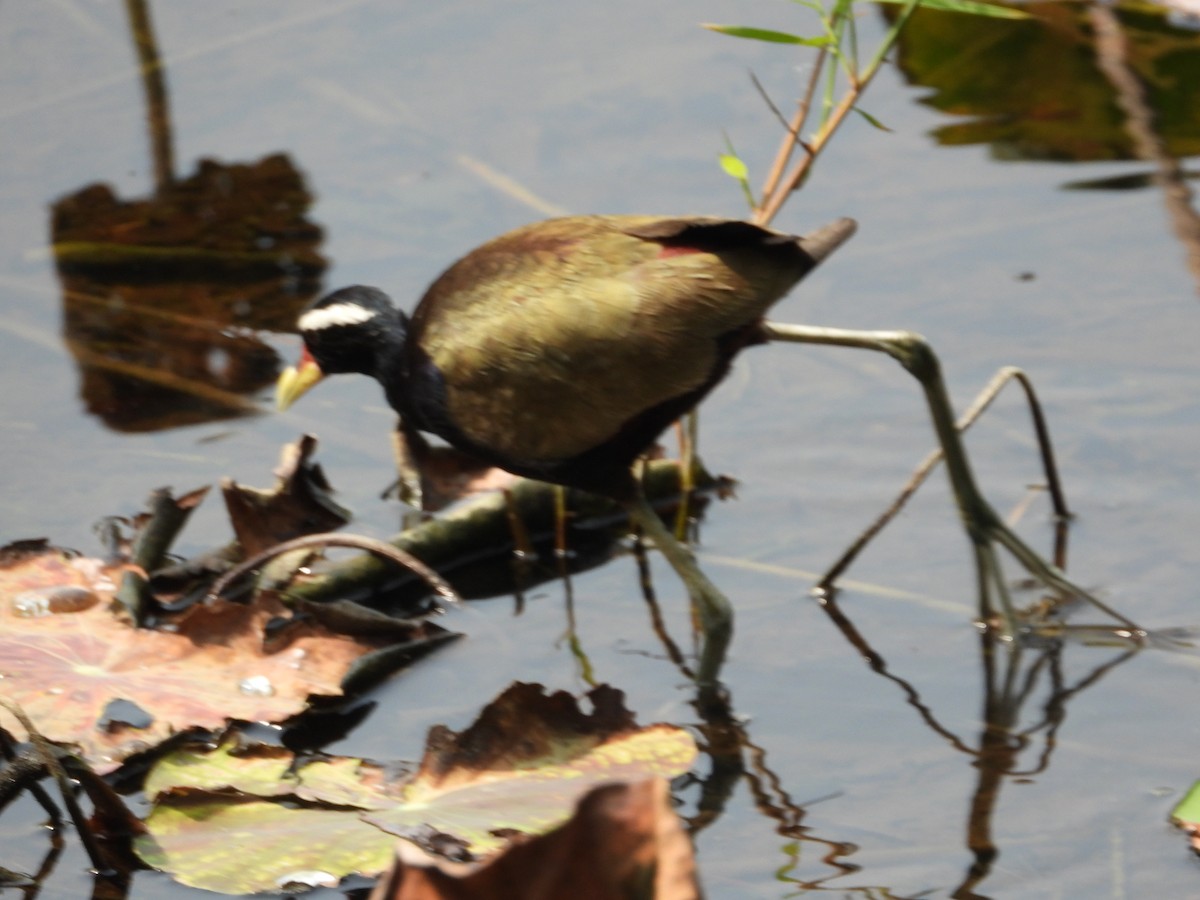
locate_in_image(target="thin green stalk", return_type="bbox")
[861,0,922,84]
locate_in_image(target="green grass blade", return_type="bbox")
[703,24,832,45]
[853,106,893,132]
[861,0,921,81]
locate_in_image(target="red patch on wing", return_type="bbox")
[656,245,702,259]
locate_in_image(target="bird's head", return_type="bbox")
[275,285,409,411]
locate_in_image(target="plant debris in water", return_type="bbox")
[134,683,698,895]
[0,540,449,774]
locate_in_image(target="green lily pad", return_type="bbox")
[135,682,697,894]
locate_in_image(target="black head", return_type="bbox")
[296,285,409,377]
[276,285,411,412]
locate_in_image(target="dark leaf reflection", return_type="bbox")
[887,1,1200,292]
[49,0,326,433]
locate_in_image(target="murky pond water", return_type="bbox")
[3,1,1200,896]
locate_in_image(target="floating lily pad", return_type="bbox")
[136,682,697,894]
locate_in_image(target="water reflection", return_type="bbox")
[889,1,1200,290]
[650,583,1141,897]
[48,0,325,432]
[822,590,1138,898]
[624,493,1145,898]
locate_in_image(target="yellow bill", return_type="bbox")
[275,356,324,411]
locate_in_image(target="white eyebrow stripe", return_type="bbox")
[299,303,377,331]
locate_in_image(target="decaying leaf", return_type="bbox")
[0,542,450,773]
[114,485,210,623]
[138,740,403,894]
[222,434,351,557]
[367,683,697,856]
[135,682,697,894]
[0,539,114,617]
[372,779,700,900]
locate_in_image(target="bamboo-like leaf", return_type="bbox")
[853,106,893,132]
[870,0,1031,19]
[832,0,857,23]
[862,0,922,82]
[702,24,832,45]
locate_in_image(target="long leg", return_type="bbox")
[625,490,733,690]
[818,365,1071,589]
[387,423,429,509]
[763,322,1142,635]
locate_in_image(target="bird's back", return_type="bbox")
[405,215,831,482]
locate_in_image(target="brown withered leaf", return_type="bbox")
[222,434,351,557]
[135,683,696,895]
[0,539,120,616]
[371,779,700,900]
[0,543,443,773]
[366,683,697,857]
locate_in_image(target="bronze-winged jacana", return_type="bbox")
[276,214,857,686]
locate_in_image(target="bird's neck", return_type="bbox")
[324,307,413,415]
[372,319,412,409]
